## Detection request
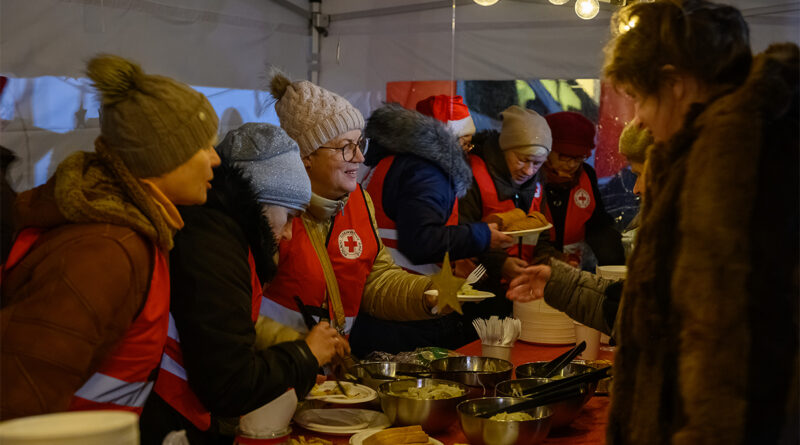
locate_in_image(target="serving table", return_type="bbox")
[290,340,614,445]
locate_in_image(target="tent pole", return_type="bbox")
[310,0,329,83]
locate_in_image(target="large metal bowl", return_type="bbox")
[516,360,612,395]
[497,363,596,429]
[457,397,552,445]
[348,361,430,391]
[377,378,469,433]
[429,356,513,398]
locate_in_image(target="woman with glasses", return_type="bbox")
[459,105,561,314]
[260,72,444,350]
[509,1,798,442]
[541,111,625,268]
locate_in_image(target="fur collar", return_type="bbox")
[205,162,279,284]
[364,103,473,197]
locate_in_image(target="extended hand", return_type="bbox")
[501,257,529,281]
[506,265,551,302]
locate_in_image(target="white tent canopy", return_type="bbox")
[2,0,799,188]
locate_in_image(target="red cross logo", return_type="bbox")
[338,230,363,259]
[344,235,358,253]
[574,188,591,209]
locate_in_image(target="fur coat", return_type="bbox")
[608,43,799,444]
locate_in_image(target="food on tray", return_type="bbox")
[484,209,548,232]
[287,436,333,445]
[459,282,475,295]
[363,425,429,445]
[489,411,536,421]
[309,382,355,398]
[392,383,464,400]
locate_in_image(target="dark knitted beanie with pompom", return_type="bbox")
[86,54,218,177]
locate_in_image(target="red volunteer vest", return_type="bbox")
[543,168,596,257]
[363,156,459,275]
[2,228,170,415]
[154,250,263,431]
[262,186,379,334]
[469,155,544,262]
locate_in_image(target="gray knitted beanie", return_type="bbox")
[216,123,311,211]
[269,71,364,157]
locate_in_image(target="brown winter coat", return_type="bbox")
[1,146,173,419]
[607,44,799,444]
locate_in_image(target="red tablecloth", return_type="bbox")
[290,340,614,445]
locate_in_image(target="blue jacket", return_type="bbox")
[364,103,490,265]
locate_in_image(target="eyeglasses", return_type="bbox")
[555,153,588,165]
[318,137,369,162]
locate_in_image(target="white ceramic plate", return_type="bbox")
[294,409,390,436]
[349,428,444,445]
[305,381,377,404]
[502,223,552,237]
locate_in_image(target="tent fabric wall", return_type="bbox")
[1,0,309,90]
[1,0,798,191]
[318,0,800,114]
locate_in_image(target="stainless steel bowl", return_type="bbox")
[496,363,596,429]
[377,378,469,433]
[348,361,430,390]
[457,397,552,445]
[429,356,513,398]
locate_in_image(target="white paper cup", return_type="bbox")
[596,265,627,280]
[573,322,600,360]
[482,343,513,361]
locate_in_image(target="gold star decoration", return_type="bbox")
[430,252,464,315]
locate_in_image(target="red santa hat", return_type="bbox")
[415,95,476,138]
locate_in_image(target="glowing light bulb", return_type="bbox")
[575,0,599,20]
[548,0,570,5]
[618,15,639,34]
[473,0,500,5]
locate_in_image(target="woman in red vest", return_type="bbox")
[459,105,562,312]
[139,123,346,444]
[261,72,443,357]
[1,55,220,419]
[541,111,625,268]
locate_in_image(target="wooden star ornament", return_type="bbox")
[430,252,465,315]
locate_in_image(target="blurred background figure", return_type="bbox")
[541,111,625,269]
[616,120,653,258]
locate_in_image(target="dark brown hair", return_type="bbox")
[603,0,752,97]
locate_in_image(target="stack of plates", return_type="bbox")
[513,299,576,345]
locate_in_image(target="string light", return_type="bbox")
[575,0,599,20]
[548,0,570,5]
[473,0,500,6]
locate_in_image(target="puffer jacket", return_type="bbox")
[139,161,319,445]
[608,43,799,445]
[363,103,491,264]
[1,146,172,419]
